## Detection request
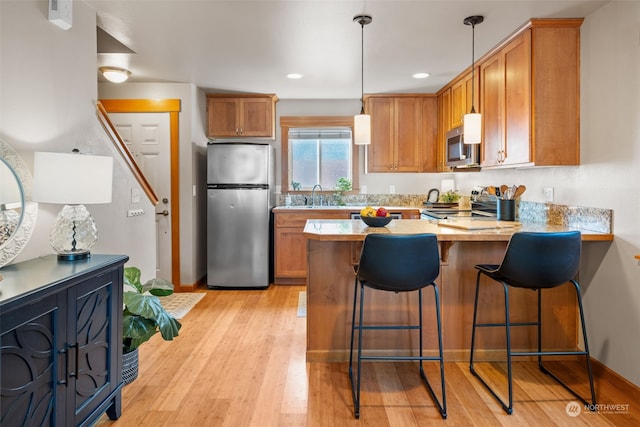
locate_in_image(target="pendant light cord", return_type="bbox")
[470,21,476,114]
[360,20,365,114]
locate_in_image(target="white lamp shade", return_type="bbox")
[33,152,113,204]
[354,114,371,145]
[463,113,482,144]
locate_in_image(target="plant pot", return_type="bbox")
[122,348,139,385]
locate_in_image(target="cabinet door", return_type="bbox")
[437,89,452,172]
[207,98,239,137]
[239,98,273,137]
[421,97,438,172]
[1,293,66,426]
[502,31,531,166]
[69,268,122,425]
[450,77,466,129]
[367,97,395,172]
[394,97,422,172]
[275,227,309,280]
[480,53,504,166]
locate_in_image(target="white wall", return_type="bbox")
[97,82,209,287]
[0,0,155,278]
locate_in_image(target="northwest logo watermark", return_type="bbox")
[566,401,631,416]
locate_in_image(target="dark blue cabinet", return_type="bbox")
[1,254,129,426]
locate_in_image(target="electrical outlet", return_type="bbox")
[543,187,554,202]
[360,185,367,194]
[127,209,145,217]
[389,184,396,194]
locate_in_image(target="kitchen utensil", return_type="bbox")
[487,186,497,196]
[514,185,526,198]
[500,185,509,198]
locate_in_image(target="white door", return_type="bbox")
[110,113,172,281]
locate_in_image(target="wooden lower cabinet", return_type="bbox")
[274,209,420,284]
[0,254,128,426]
[274,210,350,284]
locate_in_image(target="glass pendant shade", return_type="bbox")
[33,152,113,260]
[463,113,482,144]
[354,113,371,145]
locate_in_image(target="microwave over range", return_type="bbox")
[446,126,480,168]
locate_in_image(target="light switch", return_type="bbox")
[131,188,140,203]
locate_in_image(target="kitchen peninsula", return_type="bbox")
[303,218,613,362]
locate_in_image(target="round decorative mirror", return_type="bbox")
[0,139,38,268]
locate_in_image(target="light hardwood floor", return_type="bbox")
[96,285,639,426]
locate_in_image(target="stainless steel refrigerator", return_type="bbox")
[207,143,274,288]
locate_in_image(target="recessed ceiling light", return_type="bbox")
[287,73,303,79]
[412,72,430,79]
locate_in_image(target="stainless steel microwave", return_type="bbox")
[446,126,480,168]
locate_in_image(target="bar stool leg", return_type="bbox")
[537,281,597,408]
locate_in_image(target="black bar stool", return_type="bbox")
[349,233,446,419]
[469,231,596,414]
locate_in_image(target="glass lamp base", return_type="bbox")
[50,205,98,261]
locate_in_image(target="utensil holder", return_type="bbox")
[497,199,516,221]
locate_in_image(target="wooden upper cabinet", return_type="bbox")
[206,94,278,139]
[436,89,452,172]
[480,19,582,167]
[450,70,478,129]
[366,95,432,172]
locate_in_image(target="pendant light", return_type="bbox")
[463,15,484,144]
[353,14,372,145]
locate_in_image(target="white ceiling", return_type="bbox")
[89,0,610,99]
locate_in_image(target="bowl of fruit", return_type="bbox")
[359,206,392,227]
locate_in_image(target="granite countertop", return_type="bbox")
[303,218,613,242]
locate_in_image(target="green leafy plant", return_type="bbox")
[439,190,461,203]
[122,267,182,354]
[333,177,352,206]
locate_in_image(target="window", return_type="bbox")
[280,116,359,192]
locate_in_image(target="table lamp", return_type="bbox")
[33,151,113,260]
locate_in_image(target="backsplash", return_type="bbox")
[279,193,427,208]
[277,194,613,234]
[519,201,612,233]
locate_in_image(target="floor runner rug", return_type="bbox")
[158,292,206,319]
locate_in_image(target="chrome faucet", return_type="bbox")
[311,184,323,207]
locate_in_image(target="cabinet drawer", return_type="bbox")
[275,211,350,227]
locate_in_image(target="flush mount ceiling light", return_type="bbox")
[353,14,372,146]
[99,66,131,83]
[412,72,430,79]
[463,15,484,144]
[286,73,303,79]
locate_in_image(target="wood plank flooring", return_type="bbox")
[96,285,639,426]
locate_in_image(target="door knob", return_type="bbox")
[156,210,169,216]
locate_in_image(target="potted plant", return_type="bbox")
[122,266,182,384]
[333,177,352,206]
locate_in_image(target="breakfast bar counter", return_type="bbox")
[303,219,613,362]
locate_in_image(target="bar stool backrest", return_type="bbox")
[498,231,582,289]
[356,234,440,292]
